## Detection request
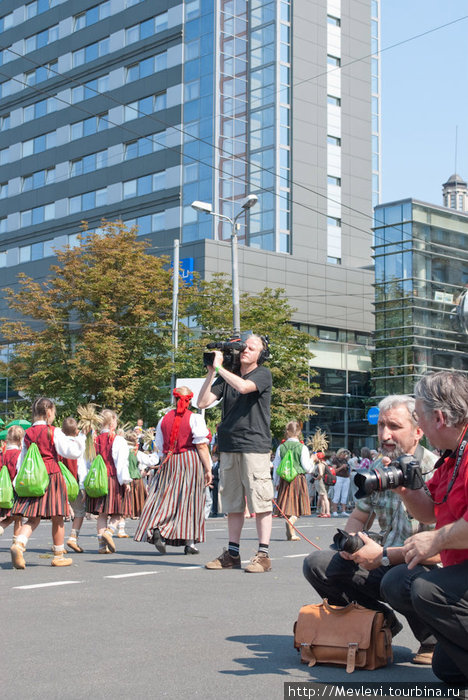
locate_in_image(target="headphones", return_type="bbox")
[257,335,271,364]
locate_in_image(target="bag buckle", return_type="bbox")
[346,642,358,673]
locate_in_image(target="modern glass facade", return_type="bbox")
[373,199,468,397]
[1,0,378,431]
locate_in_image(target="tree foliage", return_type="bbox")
[0,221,192,421]
[176,274,320,438]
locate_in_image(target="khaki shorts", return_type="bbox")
[219,452,273,514]
[69,489,86,518]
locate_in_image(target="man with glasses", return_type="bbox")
[382,371,468,686]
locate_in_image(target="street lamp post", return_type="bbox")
[191,195,258,336]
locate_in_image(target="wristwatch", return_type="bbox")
[381,547,390,567]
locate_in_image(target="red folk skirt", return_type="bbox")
[11,472,69,519]
[275,473,311,517]
[86,472,132,517]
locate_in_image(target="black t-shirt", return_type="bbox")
[211,365,272,453]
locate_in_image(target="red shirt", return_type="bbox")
[1,447,21,481]
[95,432,117,477]
[24,425,60,475]
[428,445,468,567]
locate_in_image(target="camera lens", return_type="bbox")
[332,528,364,554]
[353,464,405,499]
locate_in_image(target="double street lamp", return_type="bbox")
[191,195,258,337]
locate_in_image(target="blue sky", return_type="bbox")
[380,0,468,205]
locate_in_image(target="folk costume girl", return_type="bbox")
[86,410,132,554]
[10,398,82,569]
[134,386,212,555]
[272,421,313,540]
[127,431,159,518]
[0,425,24,541]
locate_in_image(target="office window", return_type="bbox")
[327,55,341,67]
[74,1,110,30]
[20,245,31,263]
[125,13,168,45]
[327,135,341,146]
[23,96,57,122]
[0,80,12,99]
[73,37,110,67]
[185,1,200,20]
[328,175,341,186]
[327,15,341,26]
[0,114,10,130]
[0,148,8,165]
[152,212,164,231]
[22,168,55,191]
[70,150,107,176]
[123,95,165,122]
[185,81,199,101]
[126,52,167,82]
[327,95,341,106]
[71,114,108,139]
[25,24,59,52]
[0,183,7,199]
[327,216,341,227]
[69,189,107,214]
[0,218,7,234]
[0,13,14,31]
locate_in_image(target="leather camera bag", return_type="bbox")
[293,599,393,673]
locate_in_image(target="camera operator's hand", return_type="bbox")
[340,532,384,570]
[211,350,223,371]
[403,530,438,569]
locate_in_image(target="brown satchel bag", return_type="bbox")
[293,599,393,673]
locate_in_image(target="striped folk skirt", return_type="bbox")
[130,478,147,518]
[11,472,69,519]
[86,472,132,517]
[134,450,205,546]
[275,473,311,517]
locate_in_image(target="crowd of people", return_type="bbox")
[1,357,467,687]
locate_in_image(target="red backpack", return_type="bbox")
[323,463,337,486]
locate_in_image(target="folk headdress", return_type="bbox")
[167,386,193,454]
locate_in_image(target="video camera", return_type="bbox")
[353,454,425,500]
[203,338,246,375]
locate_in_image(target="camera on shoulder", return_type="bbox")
[203,337,246,375]
[353,454,425,500]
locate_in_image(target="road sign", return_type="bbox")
[367,406,379,425]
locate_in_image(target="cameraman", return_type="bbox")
[382,371,468,685]
[303,395,438,663]
[197,335,273,573]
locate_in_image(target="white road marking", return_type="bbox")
[13,580,83,590]
[178,565,203,570]
[105,571,158,579]
[284,553,309,558]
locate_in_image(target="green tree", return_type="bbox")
[0,221,192,421]
[176,274,320,438]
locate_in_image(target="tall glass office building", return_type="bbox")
[373,199,468,398]
[0,0,378,448]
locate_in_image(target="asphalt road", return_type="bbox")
[0,515,439,699]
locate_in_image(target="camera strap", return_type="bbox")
[425,424,468,506]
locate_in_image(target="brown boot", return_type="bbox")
[51,550,73,567]
[10,542,26,569]
[102,528,116,553]
[66,537,84,553]
[245,552,272,573]
[288,515,300,541]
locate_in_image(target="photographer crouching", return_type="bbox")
[197,334,273,573]
[303,394,438,663]
[382,371,468,686]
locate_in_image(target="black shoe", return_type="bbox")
[184,544,199,555]
[153,529,166,554]
[387,612,403,638]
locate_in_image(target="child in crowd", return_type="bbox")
[86,409,132,554]
[0,425,25,541]
[60,416,88,553]
[10,397,82,569]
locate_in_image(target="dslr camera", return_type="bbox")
[203,338,246,375]
[332,528,383,554]
[353,454,425,500]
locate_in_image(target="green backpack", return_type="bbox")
[84,454,109,497]
[59,462,80,502]
[0,464,14,509]
[15,442,50,497]
[276,449,298,483]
